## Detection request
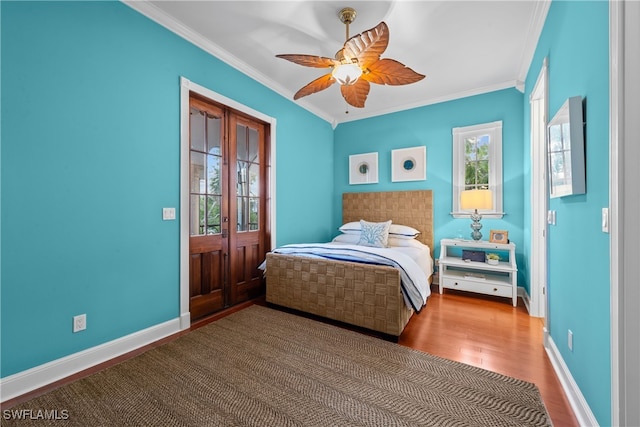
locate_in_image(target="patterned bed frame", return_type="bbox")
[265,190,434,336]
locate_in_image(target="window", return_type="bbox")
[452,121,503,218]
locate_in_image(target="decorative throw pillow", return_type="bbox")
[357,220,392,248]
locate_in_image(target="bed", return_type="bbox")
[265,190,434,337]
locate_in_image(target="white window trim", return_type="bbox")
[451,120,504,219]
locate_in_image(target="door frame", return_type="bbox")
[529,58,548,321]
[178,77,277,329]
[610,1,640,424]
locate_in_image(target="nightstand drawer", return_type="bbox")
[441,276,512,298]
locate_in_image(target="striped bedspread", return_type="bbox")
[268,243,430,312]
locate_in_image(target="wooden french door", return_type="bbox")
[189,94,269,321]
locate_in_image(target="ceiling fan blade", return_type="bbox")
[293,73,336,100]
[276,54,337,68]
[342,21,389,69]
[340,79,370,108]
[361,58,426,85]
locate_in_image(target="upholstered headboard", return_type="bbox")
[342,190,434,250]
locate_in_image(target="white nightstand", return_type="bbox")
[438,238,518,306]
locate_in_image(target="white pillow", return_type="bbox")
[387,237,427,248]
[334,233,425,249]
[338,221,361,235]
[338,221,420,239]
[357,220,392,248]
[389,224,421,239]
[331,233,360,244]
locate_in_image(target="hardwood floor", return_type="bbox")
[401,287,578,426]
[5,291,578,426]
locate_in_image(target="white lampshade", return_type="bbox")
[332,63,362,85]
[460,189,493,211]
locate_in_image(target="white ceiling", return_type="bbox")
[125,1,549,126]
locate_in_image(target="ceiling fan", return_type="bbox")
[276,7,425,109]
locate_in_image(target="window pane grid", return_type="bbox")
[236,124,260,232]
[464,134,490,189]
[190,108,223,236]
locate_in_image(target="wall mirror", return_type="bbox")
[547,96,586,198]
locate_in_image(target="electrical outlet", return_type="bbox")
[568,329,573,351]
[73,314,87,333]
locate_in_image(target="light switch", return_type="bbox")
[602,208,609,233]
[547,210,556,225]
[162,207,176,221]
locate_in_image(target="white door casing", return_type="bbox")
[529,58,548,321]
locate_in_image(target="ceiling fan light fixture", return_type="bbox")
[332,62,362,85]
[276,7,425,108]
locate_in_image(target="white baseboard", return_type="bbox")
[518,286,531,313]
[544,331,599,426]
[180,312,191,330]
[0,318,182,403]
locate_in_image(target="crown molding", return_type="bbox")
[516,0,551,88]
[336,80,522,126]
[121,0,334,124]
[123,1,548,127]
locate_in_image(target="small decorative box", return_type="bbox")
[462,249,486,262]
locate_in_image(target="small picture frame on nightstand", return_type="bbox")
[490,230,509,244]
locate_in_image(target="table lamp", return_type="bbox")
[460,189,493,240]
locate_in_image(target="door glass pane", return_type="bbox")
[248,163,259,197]
[206,114,221,155]
[207,155,221,194]
[206,196,221,234]
[248,128,259,163]
[237,124,248,161]
[190,195,206,236]
[237,196,247,231]
[190,152,206,193]
[190,108,205,152]
[249,197,259,231]
[236,161,247,196]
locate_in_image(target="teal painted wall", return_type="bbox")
[2,2,613,421]
[333,89,526,285]
[1,1,333,377]
[524,1,610,424]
